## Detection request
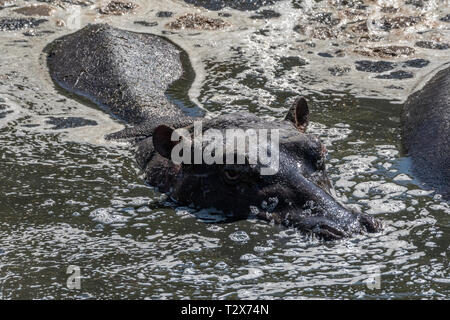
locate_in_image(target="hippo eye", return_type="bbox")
[223,168,241,183]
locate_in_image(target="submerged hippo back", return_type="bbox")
[402,66,450,197]
[46,23,186,125]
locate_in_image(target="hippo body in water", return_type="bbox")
[47,24,381,240]
[46,23,202,138]
[402,66,450,198]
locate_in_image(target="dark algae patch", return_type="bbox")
[403,59,430,68]
[0,103,13,119]
[183,0,282,11]
[36,0,93,5]
[328,65,351,76]
[415,41,449,50]
[46,117,98,129]
[274,56,307,77]
[310,12,340,26]
[318,52,334,58]
[249,10,281,19]
[156,11,173,18]
[13,4,55,16]
[355,60,395,73]
[134,20,158,27]
[375,70,414,80]
[0,17,47,31]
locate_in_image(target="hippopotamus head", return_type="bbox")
[137,97,381,240]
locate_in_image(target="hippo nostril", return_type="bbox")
[359,214,383,233]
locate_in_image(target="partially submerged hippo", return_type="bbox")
[402,66,450,198]
[46,24,381,240]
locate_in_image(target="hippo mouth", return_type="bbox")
[257,207,382,241]
[292,212,382,241]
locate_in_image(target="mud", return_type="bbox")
[354,46,416,58]
[13,4,55,16]
[99,1,138,15]
[166,13,230,30]
[380,15,421,31]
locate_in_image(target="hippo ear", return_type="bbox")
[153,125,178,159]
[285,97,309,133]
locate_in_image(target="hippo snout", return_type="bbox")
[276,168,382,240]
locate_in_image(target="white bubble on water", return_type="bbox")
[240,253,258,261]
[360,199,406,215]
[215,262,229,270]
[229,231,250,243]
[137,206,152,213]
[89,208,129,224]
[232,268,264,282]
[393,174,412,181]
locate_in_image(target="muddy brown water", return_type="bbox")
[0,0,449,299]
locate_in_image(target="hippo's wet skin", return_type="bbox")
[402,66,450,198]
[47,24,381,240]
[46,24,202,140]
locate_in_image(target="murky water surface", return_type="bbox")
[0,0,449,299]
